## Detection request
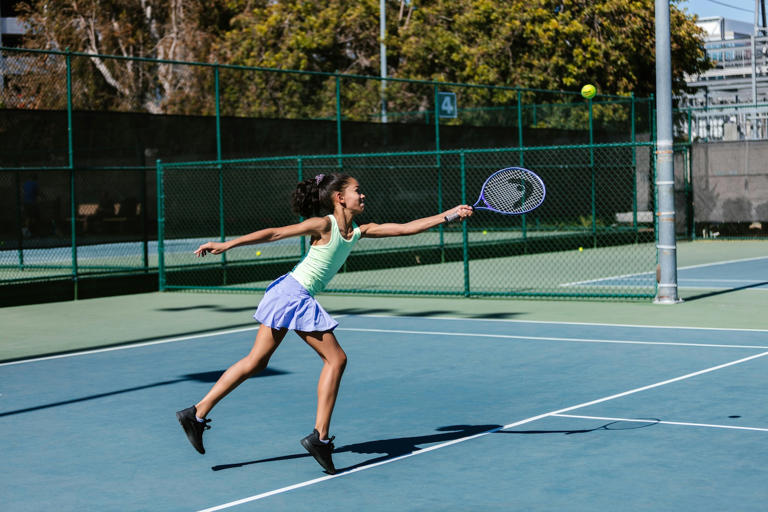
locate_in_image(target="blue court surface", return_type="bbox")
[3,314,768,511]
[564,255,768,291]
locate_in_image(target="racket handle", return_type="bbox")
[445,206,473,222]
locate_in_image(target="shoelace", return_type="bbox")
[200,418,212,430]
[327,435,335,450]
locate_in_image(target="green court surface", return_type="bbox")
[2,240,765,361]
[1,240,766,511]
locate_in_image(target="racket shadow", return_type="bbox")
[211,424,501,473]
[498,419,661,435]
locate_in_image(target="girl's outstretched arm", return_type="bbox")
[194,217,330,257]
[360,205,473,238]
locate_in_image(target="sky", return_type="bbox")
[679,0,757,24]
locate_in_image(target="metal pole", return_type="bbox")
[654,0,680,304]
[589,97,596,248]
[156,160,165,291]
[216,65,227,285]
[67,49,78,300]
[434,85,444,261]
[516,89,527,248]
[379,0,388,123]
[335,74,342,166]
[460,151,469,297]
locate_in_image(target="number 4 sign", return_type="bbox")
[437,91,457,119]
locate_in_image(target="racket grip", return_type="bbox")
[444,213,460,222]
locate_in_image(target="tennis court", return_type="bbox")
[2,241,767,511]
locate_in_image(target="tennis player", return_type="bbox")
[176,173,472,474]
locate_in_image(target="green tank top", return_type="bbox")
[290,215,361,295]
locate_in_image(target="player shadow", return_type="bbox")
[0,368,287,418]
[211,424,502,473]
[157,305,258,313]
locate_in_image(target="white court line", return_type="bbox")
[4,314,767,368]
[560,255,768,288]
[195,350,768,512]
[335,327,768,350]
[553,413,768,432]
[0,315,349,367]
[354,314,768,333]
[0,326,261,367]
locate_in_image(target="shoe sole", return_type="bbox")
[301,438,336,474]
[176,411,205,454]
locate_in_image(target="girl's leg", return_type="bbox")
[195,324,288,418]
[296,330,347,440]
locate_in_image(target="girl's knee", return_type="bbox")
[333,351,347,372]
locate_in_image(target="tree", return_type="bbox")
[14,0,242,113]
[10,0,710,122]
[215,0,710,122]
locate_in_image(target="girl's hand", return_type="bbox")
[194,241,228,257]
[451,205,474,220]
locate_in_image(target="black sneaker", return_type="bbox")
[300,429,336,474]
[176,406,211,454]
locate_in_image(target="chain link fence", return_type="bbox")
[1,47,656,299]
[158,143,656,299]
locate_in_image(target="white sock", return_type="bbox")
[196,416,205,423]
[319,438,330,444]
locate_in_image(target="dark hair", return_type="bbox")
[291,173,353,218]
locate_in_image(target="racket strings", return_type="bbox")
[481,169,545,214]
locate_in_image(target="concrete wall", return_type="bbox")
[691,141,768,223]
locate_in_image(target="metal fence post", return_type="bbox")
[461,151,469,297]
[434,85,444,261]
[517,88,527,250]
[156,160,165,291]
[66,49,78,299]
[215,64,227,285]
[589,97,596,248]
[336,74,343,167]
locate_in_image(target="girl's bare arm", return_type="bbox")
[360,205,473,238]
[194,217,330,256]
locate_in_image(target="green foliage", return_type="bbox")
[8,0,710,120]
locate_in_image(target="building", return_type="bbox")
[0,0,24,47]
[682,16,768,140]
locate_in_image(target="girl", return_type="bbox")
[176,173,473,474]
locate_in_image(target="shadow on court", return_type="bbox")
[682,281,768,302]
[211,424,502,473]
[330,308,523,320]
[498,419,660,435]
[211,420,662,473]
[0,368,288,418]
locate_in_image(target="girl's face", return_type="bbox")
[337,178,365,214]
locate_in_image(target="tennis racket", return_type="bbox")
[445,166,546,222]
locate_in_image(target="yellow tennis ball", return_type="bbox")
[578,247,583,252]
[581,84,596,99]
[482,230,488,235]
[256,251,262,256]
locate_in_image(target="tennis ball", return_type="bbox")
[578,246,583,252]
[581,84,596,99]
[482,230,488,235]
[256,251,262,256]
